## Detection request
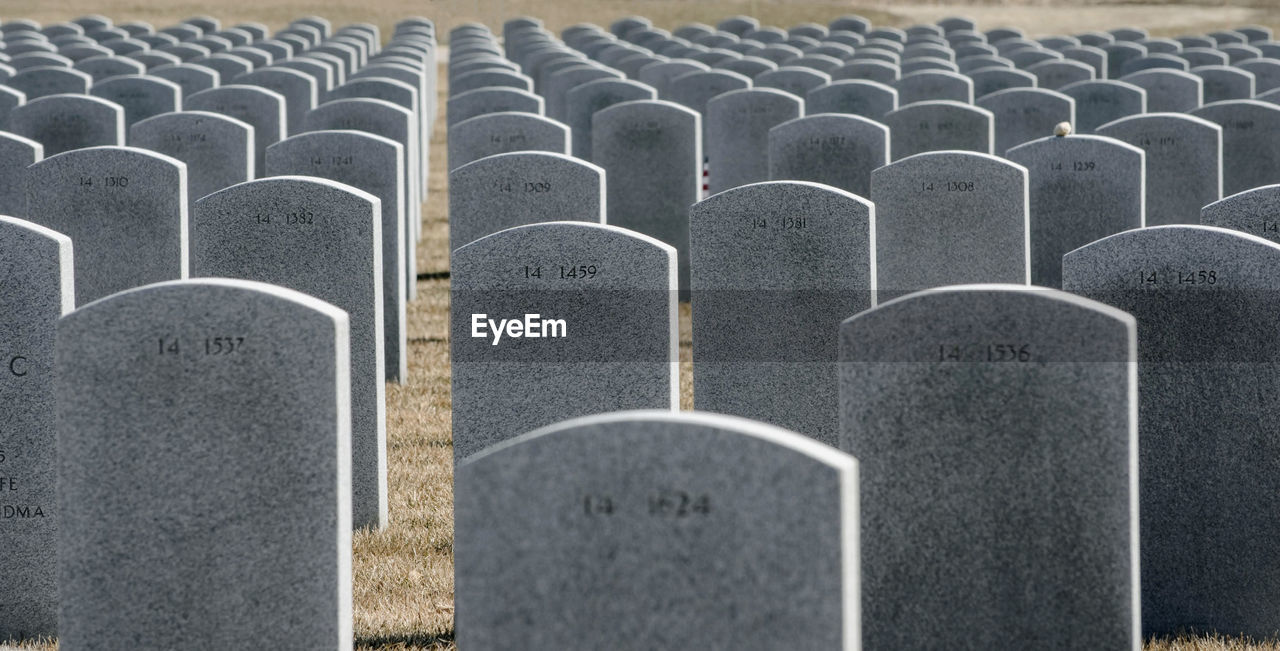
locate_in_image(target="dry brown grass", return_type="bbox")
[5,3,1280,650]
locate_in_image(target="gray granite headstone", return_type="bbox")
[191,177,386,530]
[24,146,186,304]
[130,110,253,217]
[0,86,25,127]
[968,67,1036,98]
[73,55,145,82]
[303,98,420,297]
[55,278,352,650]
[192,53,253,81]
[1103,41,1147,79]
[1097,113,1222,225]
[1118,53,1188,77]
[637,59,708,99]
[893,69,973,104]
[448,111,568,170]
[1027,58,1095,89]
[450,223,678,460]
[1201,184,1280,243]
[1063,225,1280,640]
[1237,58,1280,94]
[706,88,803,194]
[1118,68,1202,113]
[754,66,830,98]
[449,151,604,251]
[6,94,124,156]
[1059,79,1146,133]
[871,151,1028,297]
[804,79,896,119]
[767,113,888,197]
[690,181,873,442]
[667,69,752,122]
[90,74,181,129]
[452,68,533,96]
[455,410,857,649]
[565,78,656,159]
[0,132,41,215]
[1179,47,1229,69]
[185,85,286,178]
[832,59,900,85]
[6,66,90,98]
[1007,134,1145,288]
[236,67,316,136]
[977,87,1075,156]
[1190,100,1280,195]
[592,99,700,294]
[1192,64,1255,103]
[883,100,994,160]
[0,217,72,642]
[266,131,407,384]
[840,285,1136,649]
[148,63,219,99]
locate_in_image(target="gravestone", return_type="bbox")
[690,181,874,442]
[1063,225,1280,640]
[977,87,1075,156]
[90,75,181,129]
[767,113,888,197]
[1103,41,1147,79]
[448,112,568,170]
[1059,79,1146,133]
[130,111,253,216]
[1118,69,1202,113]
[805,79,897,119]
[191,177,386,531]
[1190,100,1280,195]
[840,285,1136,650]
[185,85,286,178]
[637,59,708,99]
[24,146,186,304]
[754,66,831,98]
[0,86,24,127]
[450,223,678,460]
[893,69,973,104]
[55,279,352,650]
[871,151,1028,297]
[667,69,751,122]
[237,67,317,136]
[1062,45,1109,78]
[1237,58,1280,94]
[302,98,420,297]
[1027,58,1095,89]
[449,151,604,251]
[1192,65,1255,103]
[0,217,72,642]
[1119,53,1188,77]
[593,100,699,294]
[73,55,145,82]
[266,131,406,383]
[1007,134,1145,287]
[565,78,655,159]
[1097,113,1222,225]
[968,67,1036,99]
[0,132,41,214]
[832,60,900,85]
[6,66,90,98]
[1201,184,1280,243]
[6,94,124,156]
[883,100,994,160]
[455,410,858,649]
[149,63,219,99]
[706,88,803,194]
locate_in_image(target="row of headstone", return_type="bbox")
[0,13,441,647]
[450,15,1280,646]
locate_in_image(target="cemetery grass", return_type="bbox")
[3,4,1280,651]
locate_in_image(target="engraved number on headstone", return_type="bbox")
[938,343,1032,362]
[1137,270,1218,285]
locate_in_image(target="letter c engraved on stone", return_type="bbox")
[10,356,27,377]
